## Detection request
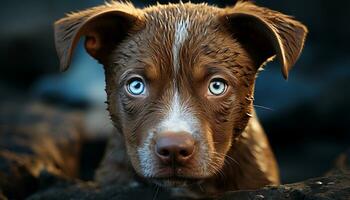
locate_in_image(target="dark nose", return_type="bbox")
[155,131,195,165]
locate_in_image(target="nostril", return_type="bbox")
[159,148,170,157]
[179,149,190,157]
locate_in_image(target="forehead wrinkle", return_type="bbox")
[141,3,221,76]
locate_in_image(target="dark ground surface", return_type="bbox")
[25,170,350,200]
[2,139,350,200]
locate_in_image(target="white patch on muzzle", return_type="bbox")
[138,131,155,177]
[158,91,198,135]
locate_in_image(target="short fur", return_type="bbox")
[54,1,307,198]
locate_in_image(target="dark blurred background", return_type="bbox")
[0,0,349,184]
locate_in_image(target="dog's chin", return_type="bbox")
[141,166,211,188]
[150,177,201,188]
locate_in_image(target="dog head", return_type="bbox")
[54,1,307,187]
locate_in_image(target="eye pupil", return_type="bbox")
[213,82,220,89]
[127,78,145,95]
[208,79,227,96]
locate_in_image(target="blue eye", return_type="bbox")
[208,78,227,96]
[127,78,146,95]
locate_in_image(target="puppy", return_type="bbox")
[54,1,307,198]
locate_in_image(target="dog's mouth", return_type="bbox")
[149,167,202,187]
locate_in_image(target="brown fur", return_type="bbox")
[54,1,307,198]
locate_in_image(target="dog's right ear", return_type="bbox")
[54,2,144,71]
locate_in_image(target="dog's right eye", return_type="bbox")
[127,78,146,96]
[208,78,228,96]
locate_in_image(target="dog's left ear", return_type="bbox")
[54,2,144,71]
[220,1,308,79]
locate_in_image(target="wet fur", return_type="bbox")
[54,1,307,198]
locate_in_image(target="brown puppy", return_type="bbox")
[54,1,307,198]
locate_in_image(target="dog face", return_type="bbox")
[55,1,307,187]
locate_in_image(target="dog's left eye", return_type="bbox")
[208,78,227,96]
[127,78,146,96]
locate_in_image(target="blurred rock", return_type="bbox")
[221,172,350,200]
[26,163,350,200]
[0,101,85,199]
[28,178,172,200]
[26,147,350,200]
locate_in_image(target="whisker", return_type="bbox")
[208,162,220,178]
[210,151,241,168]
[198,183,204,193]
[224,154,241,168]
[208,160,224,180]
[152,185,160,200]
[253,104,274,111]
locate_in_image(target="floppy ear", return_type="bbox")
[54,2,144,71]
[221,1,308,79]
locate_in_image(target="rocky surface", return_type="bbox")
[26,151,350,200]
[26,166,350,200]
[221,172,350,200]
[0,101,85,199]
